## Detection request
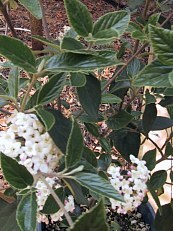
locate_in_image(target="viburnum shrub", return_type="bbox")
[0,0,173,230]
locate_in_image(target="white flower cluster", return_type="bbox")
[108,155,150,214]
[36,177,57,211]
[0,112,61,175]
[36,178,74,222]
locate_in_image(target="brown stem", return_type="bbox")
[29,13,43,51]
[142,0,151,20]
[0,0,17,37]
[39,0,50,39]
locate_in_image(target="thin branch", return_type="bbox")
[21,74,38,111]
[0,0,17,38]
[102,42,148,92]
[142,0,151,20]
[39,174,73,227]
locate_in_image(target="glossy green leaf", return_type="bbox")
[45,52,120,72]
[16,193,37,231]
[99,137,111,153]
[64,0,93,37]
[98,154,112,171]
[0,35,36,73]
[1,154,33,189]
[93,11,130,39]
[0,199,19,231]
[77,74,101,121]
[101,93,122,104]
[82,146,97,168]
[64,178,88,205]
[145,90,156,104]
[19,0,42,19]
[127,58,141,77]
[61,37,84,51]
[142,103,157,135]
[107,110,133,130]
[134,59,173,87]
[48,109,72,153]
[73,172,123,201]
[142,149,156,171]
[70,73,86,87]
[69,199,109,231]
[149,25,173,65]
[41,187,65,214]
[84,122,100,137]
[66,118,83,168]
[8,67,19,99]
[37,73,66,105]
[155,203,173,231]
[152,116,173,130]
[35,107,55,131]
[109,129,140,161]
[149,170,167,190]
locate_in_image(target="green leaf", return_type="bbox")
[32,35,60,51]
[149,170,167,190]
[134,59,173,88]
[99,137,111,153]
[64,178,88,205]
[0,35,36,73]
[98,154,112,171]
[61,37,84,51]
[73,172,123,201]
[168,70,173,86]
[165,142,173,157]
[101,93,122,104]
[0,199,19,231]
[84,122,100,137]
[69,199,109,231]
[37,73,66,105]
[142,103,157,135]
[170,171,173,182]
[82,146,97,168]
[155,203,173,231]
[152,116,173,130]
[16,192,37,231]
[1,154,33,189]
[145,90,156,104]
[70,73,86,87]
[66,118,83,168]
[35,107,55,131]
[64,0,93,37]
[8,67,19,99]
[77,74,101,121]
[147,182,162,215]
[41,187,65,214]
[127,58,141,77]
[107,110,133,130]
[18,0,42,19]
[48,109,72,153]
[92,11,130,39]
[109,129,140,162]
[149,25,173,65]
[45,52,120,72]
[142,149,156,171]
[128,0,144,10]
